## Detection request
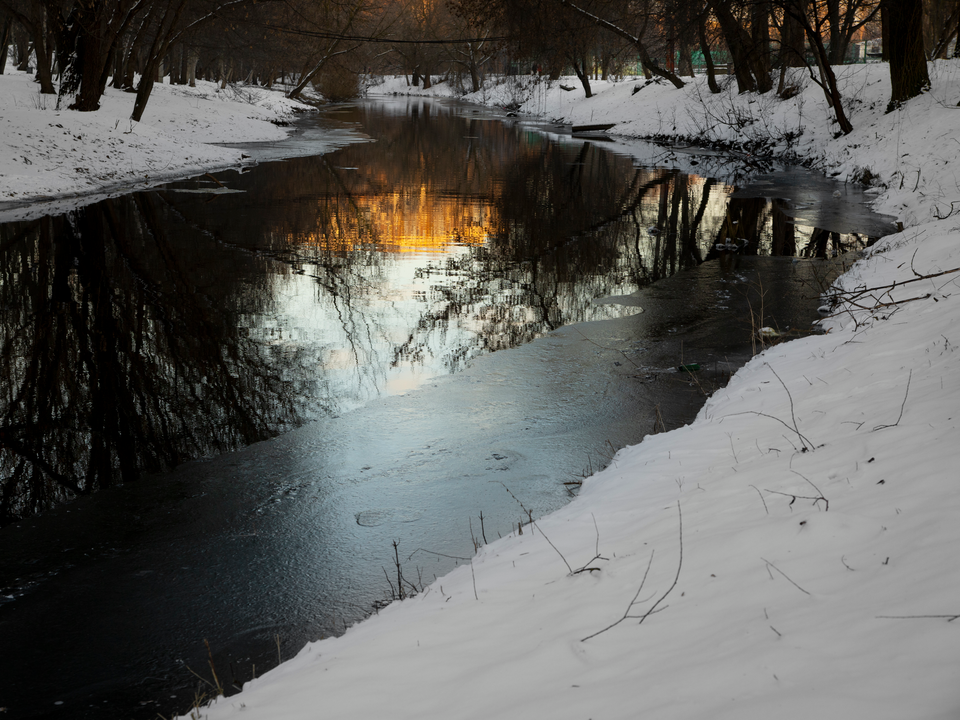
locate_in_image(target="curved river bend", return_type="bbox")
[0,97,893,719]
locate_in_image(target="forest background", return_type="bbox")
[0,0,951,135]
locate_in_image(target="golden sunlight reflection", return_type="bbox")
[293,190,495,254]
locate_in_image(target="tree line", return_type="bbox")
[0,0,952,124]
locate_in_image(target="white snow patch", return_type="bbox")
[0,71,316,220]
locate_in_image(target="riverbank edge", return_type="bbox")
[0,70,317,223]
[180,70,960,719]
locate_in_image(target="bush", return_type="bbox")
[316,67,361,103]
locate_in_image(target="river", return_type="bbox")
[0,97,894,719]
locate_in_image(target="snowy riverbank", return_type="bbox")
[185,68,959,718]
[3,64,958,718]
[0,69,313,221]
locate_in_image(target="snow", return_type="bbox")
[4,64,960,718]
[0,70,317,221]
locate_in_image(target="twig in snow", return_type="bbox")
[571,513,609,575]
[909,248,923,278]
[727,432,739,463]
[581,551,656,642]
[407,548,473,563]
[497,481,577,573]
[790,470,829,511]
[749,484,769,514]
[873,369,912,431]
[582,502,683,641]
[531,519,573,574]
[724,410,814,452]
[762,488,827,511]
[877,614,960,621]
[761,557,811,595]
[766,363,813,451]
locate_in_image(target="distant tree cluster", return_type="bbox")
[0,0,951,121]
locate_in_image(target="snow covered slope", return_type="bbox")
[0,70,311,217]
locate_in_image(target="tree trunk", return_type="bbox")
[14,23,30,70]
[110,38,125,88]
[177,44,188,84]
[779,0,807,68]
[132,63,156,121]
[711,0,759,92]
[469,47,481,92]
[884,0,931,109]
[808,19,854,131]
[34,19,56,95]
[122,43,139,90]
[698,16,721,93]
[186,49,198,87]
[0,16,11,74]
[749,0,773,92]
[954,7,960,57]
[221,59,232,88]
[881,2,891,60]
[826,0,843,63]
[678,42,694,77]
[570,55,593,97]
[929,0,960,58]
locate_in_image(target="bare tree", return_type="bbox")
[557,0,687,88]
[0,0,61,93]
[777,0,854,131]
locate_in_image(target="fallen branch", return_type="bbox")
[582,502,683,641]
[824,266,960,310]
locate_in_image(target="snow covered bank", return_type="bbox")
[0,70,313,220]
[176,69,960,718]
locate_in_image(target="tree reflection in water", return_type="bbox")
[0,197,308,523]
[0,101,875,523]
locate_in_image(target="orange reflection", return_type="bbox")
[291,189,495,254]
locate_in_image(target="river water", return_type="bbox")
[0,97,894,719]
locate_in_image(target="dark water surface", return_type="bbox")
[0,98,892,719]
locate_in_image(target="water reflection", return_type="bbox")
[0,99,881,524]
[0,201,304,524]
